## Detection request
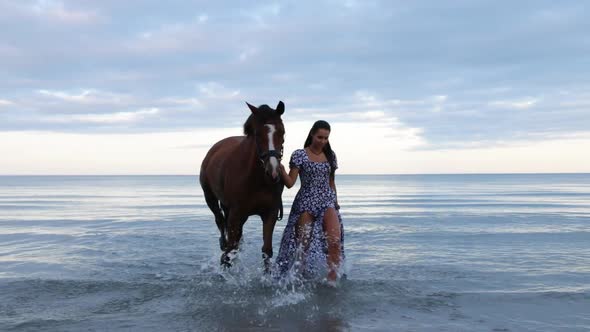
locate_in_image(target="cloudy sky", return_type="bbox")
[1,0,589,174]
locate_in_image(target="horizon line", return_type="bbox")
[1,172,589,177]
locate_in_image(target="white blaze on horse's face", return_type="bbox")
[265,124,279,180]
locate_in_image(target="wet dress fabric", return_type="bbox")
[274,149,344,280]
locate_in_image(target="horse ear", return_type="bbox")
[246,102,258,114]
[276,101,285,115]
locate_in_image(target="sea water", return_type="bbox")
[0,174,589,331]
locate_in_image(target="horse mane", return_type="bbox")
[243,105,281,137]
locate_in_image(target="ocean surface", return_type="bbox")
[0,174,589,331]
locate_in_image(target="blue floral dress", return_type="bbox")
[274,149,344,280]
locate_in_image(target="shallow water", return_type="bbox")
[1,174,589,331]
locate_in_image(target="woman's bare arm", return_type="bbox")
[280,164,299,189]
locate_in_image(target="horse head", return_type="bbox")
[244,101,285,183]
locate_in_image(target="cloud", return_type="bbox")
[239,48,259,62]
[489,98,538,110]
[132,22,200,53]
[0,43,21,57]
[159,97,202,107]
[37,89,133,106]
[44,108,160,124]
[282,91,428,155]
[197,82,241,100]
[197,14,209,23]
[0,81,257,132]
[1,2,589,173]
[29,0,100,24]
[0,99,14,107]
[244,3,282,26]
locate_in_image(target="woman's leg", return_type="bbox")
[295,211,314,269]
[323,207,341,281]
[296,211,314,248]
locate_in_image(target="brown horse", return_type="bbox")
[199,101,285,270]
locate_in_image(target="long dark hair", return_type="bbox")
[304,120,336,177]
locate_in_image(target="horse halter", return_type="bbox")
[254,137,283,166]
[254,130,283,165]
[259,148,283,162]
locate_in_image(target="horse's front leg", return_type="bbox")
[261,211,278,273]
[221,210,246,267]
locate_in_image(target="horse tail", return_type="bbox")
[200,177,227,246]
[203,184,222,216]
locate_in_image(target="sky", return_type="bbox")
[1,0,589,175]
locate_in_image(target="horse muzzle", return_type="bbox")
[265,163,280,183]
[260,149,282,182]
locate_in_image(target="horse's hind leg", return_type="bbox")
[201,183,227,251]
[220,210,247,267]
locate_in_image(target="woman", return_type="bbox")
[275,120,344,283]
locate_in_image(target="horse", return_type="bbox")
[199,101,285,271]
